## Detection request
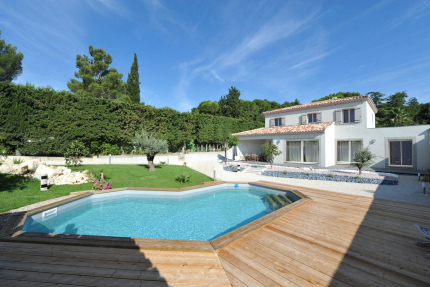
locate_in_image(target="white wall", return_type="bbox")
[331,124,430,171]
[323,124,336,167]
[366,102,376,128]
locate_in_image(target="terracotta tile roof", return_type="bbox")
[233,122,334,137]
[263,95,378,115]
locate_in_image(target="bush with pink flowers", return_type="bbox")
[92,180,113,190]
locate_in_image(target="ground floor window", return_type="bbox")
[286,141,319,163]
[389,140,412,166]
[337,141,362,163]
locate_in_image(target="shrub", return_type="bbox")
[305,173,310,176]
[92,180,113,190]
[352,146,378,175]
[176,174,191,184]
[328,174,334,178]
[90,168,105,181]
[122,146,132,154]
[13,157,24,164]
[186,141,196,152]
[261,142,282,169]
[159,161,166,165]
[100,143,121,155]
[64,140,89,167]
[354,176,360,179]
[283,171,287,175]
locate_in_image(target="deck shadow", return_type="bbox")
[326,182,430,286]
[0,228,170,286]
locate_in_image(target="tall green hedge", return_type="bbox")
[0,82,262,155]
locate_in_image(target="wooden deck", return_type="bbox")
[0,242,231,286]
[1,181,430,286]
[218,181,430,286]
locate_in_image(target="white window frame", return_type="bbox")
[388,140,413,167]
[342,109,356,124]
[274,118,283,127]
[336,140,363,164]
[285,140,319,164]
[307,113,317,124]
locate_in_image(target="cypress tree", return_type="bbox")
[127,53,141,104]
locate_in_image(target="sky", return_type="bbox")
[1,0,430,112]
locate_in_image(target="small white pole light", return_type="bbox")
[41,174,48,191]
[422,182,426,194]
[109,154,111,164]
[167,158,169,165]
[213,166,216,181]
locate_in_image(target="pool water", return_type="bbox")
[23,184,299,241]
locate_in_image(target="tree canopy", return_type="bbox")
[67,45,129,102]
[193,100,219,115]
[127,53,141,104]
[219,86,242,118]
[0,30,24,82]
[133,130,168,171]
[312,92,361,102]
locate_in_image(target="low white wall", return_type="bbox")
[7,155,181,165]
[183,152,223,162]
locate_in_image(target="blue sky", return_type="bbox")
[1,0,429,111]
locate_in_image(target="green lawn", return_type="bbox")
[0,164,212,213]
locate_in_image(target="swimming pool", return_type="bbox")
[23,184,300,241]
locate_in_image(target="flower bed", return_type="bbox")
[262,166,398,185]
[222,163,249,172]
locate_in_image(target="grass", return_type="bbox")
[0,164,212,213]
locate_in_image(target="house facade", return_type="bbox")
[233,96,430,173]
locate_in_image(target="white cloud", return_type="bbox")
[386,0,430,29]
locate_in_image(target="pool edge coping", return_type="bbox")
[0,181,312,253]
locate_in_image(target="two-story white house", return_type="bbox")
[233,95,430,173]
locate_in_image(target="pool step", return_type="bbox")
[265,194,297,209]
[265,195,279,209]
[280,194,294,204]
[273,195,287,206]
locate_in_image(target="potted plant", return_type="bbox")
[423,169,430,182]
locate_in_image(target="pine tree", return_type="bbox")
[127,53,141,104]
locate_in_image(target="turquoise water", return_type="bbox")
[23,185,298,240]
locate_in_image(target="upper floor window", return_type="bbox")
[308,113,317,123]
[270,117,285,127]
[343,109,355,123]
[335,107,361,124]
[301,112,321,125]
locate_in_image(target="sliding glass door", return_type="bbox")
[286,141,319,163]
[287,141,301,162]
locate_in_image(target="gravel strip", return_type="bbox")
[262,170,398,185]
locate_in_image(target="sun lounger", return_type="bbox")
[414,223,430,259]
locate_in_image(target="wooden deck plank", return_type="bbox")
[218,183,430,287]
